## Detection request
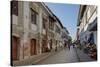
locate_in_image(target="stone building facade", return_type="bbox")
[61,27,69,47]
[11,1,70,65]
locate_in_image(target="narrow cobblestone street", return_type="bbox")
[37,46,79,64]
[37,46,95,64]
[11,2,97,66]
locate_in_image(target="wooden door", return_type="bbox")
[12,36,19,60]
[42,40,46,53]
[31,39,36,55]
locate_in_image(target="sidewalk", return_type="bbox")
[75,48,96,62]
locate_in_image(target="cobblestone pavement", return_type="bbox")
[75,48,96,62]
[37,46,79,64]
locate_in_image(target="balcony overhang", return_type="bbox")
[77,5,86,26]
[87,18,97,31]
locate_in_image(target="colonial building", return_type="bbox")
[53,15,63,50]
[77,5,97,47]
[61,27,69,47]
[11,1,70,66]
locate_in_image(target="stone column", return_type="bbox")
[38,8,43,54]
[23,2,30,59]
[18,1,24,60]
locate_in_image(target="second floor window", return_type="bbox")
[31,8,37,24]
[11,1,18,16]
[42,18,46,29]
[49,18,54,30]
[56,25,60,34]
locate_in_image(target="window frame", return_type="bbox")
[42,18,47,29]
[30,8,37,25]
[11,1,18,16]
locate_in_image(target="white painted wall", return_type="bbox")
[31,24,37,32]
[43,29,46,35]
[89,10,97,24]
[12,15,18,25]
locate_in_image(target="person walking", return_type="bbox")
[68,43,70,50]
[73,44,75,48]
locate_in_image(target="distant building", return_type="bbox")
[77,5,97,46]
[61,27,69,47]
